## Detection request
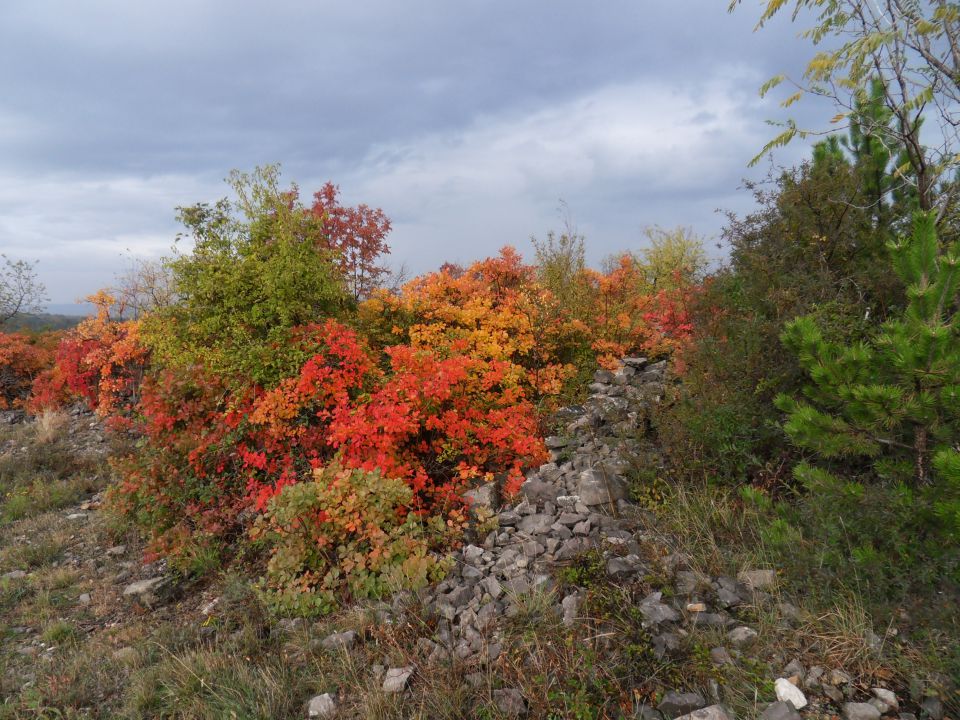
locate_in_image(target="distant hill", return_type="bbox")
[1,312,86,332]
[46,302,95,317]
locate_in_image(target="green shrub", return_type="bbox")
[142,165,350,387]
[658,150,905,486]
[776,213,960,579]
[254,461,454,616]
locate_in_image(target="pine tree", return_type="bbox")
[776,212,960,539]
[843,78,894,226]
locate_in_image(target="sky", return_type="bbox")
[0,0,829,311]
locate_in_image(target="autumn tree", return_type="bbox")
[143,166,349,385]
[639,226,708,290]
[0,256,47,326]
[310,182,392,301]
[732,0,960,214]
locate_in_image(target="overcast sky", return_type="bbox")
[0,0,828,310]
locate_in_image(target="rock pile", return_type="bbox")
[403,357,927,719]
[417,357,666,663]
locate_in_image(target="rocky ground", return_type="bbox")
[0,366,955,719]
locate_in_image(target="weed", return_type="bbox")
[42,620,80,646]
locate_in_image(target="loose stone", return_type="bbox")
[774,678,807,710]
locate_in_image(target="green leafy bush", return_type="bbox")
[143,166,349,387]
[254,462,455,616]
[658,145,904,486]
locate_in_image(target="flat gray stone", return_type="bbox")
[493,688,527,717]
[320,630,358,651]
[576,469,628,506]
[761,702,801,720]
[727,626,758,647]
[774,679,807,709]
[520,478,561,504]
[672,704,732,720]
[658,690,706,718]
[737,569,776,590]
[871,688,898,712]
[382,666,414,693]
[640,594,681,625]
[308,693,337,718]
[842,703,881,720]
[517,513,554,534]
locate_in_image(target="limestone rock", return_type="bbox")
[871,688,898,712]
[576,469,628,506]
[774,678,807,710]
[307,693,337,718]
[673,705,733,720]
[320,630,358,651]
[520,479,560,505]
[493,688,527,717]
[842,703,881,720]
[760,702,801,720]
[517,514,554,535]
[727,626,758,647]
[658,690,706,718]
[382,666,414,693]
[737,569,776,591]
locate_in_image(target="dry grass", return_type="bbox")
[33,409,67,445]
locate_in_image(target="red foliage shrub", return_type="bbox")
[0,331,59,409]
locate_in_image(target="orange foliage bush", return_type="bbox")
[361,247,583,405]
[40,235,699,611]
[28,292,148,425]
[587,254,697,369]
[111,318,546,559]
[0,331,59,409]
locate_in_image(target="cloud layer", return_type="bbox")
[0,0,822,305]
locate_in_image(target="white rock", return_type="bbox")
[774,678,808,710]
[871,687,898,711]
[382,666,414,693]
[307,693,337,718]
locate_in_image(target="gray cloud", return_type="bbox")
[0,0,828,305]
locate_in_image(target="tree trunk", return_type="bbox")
[915,425,930,485]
